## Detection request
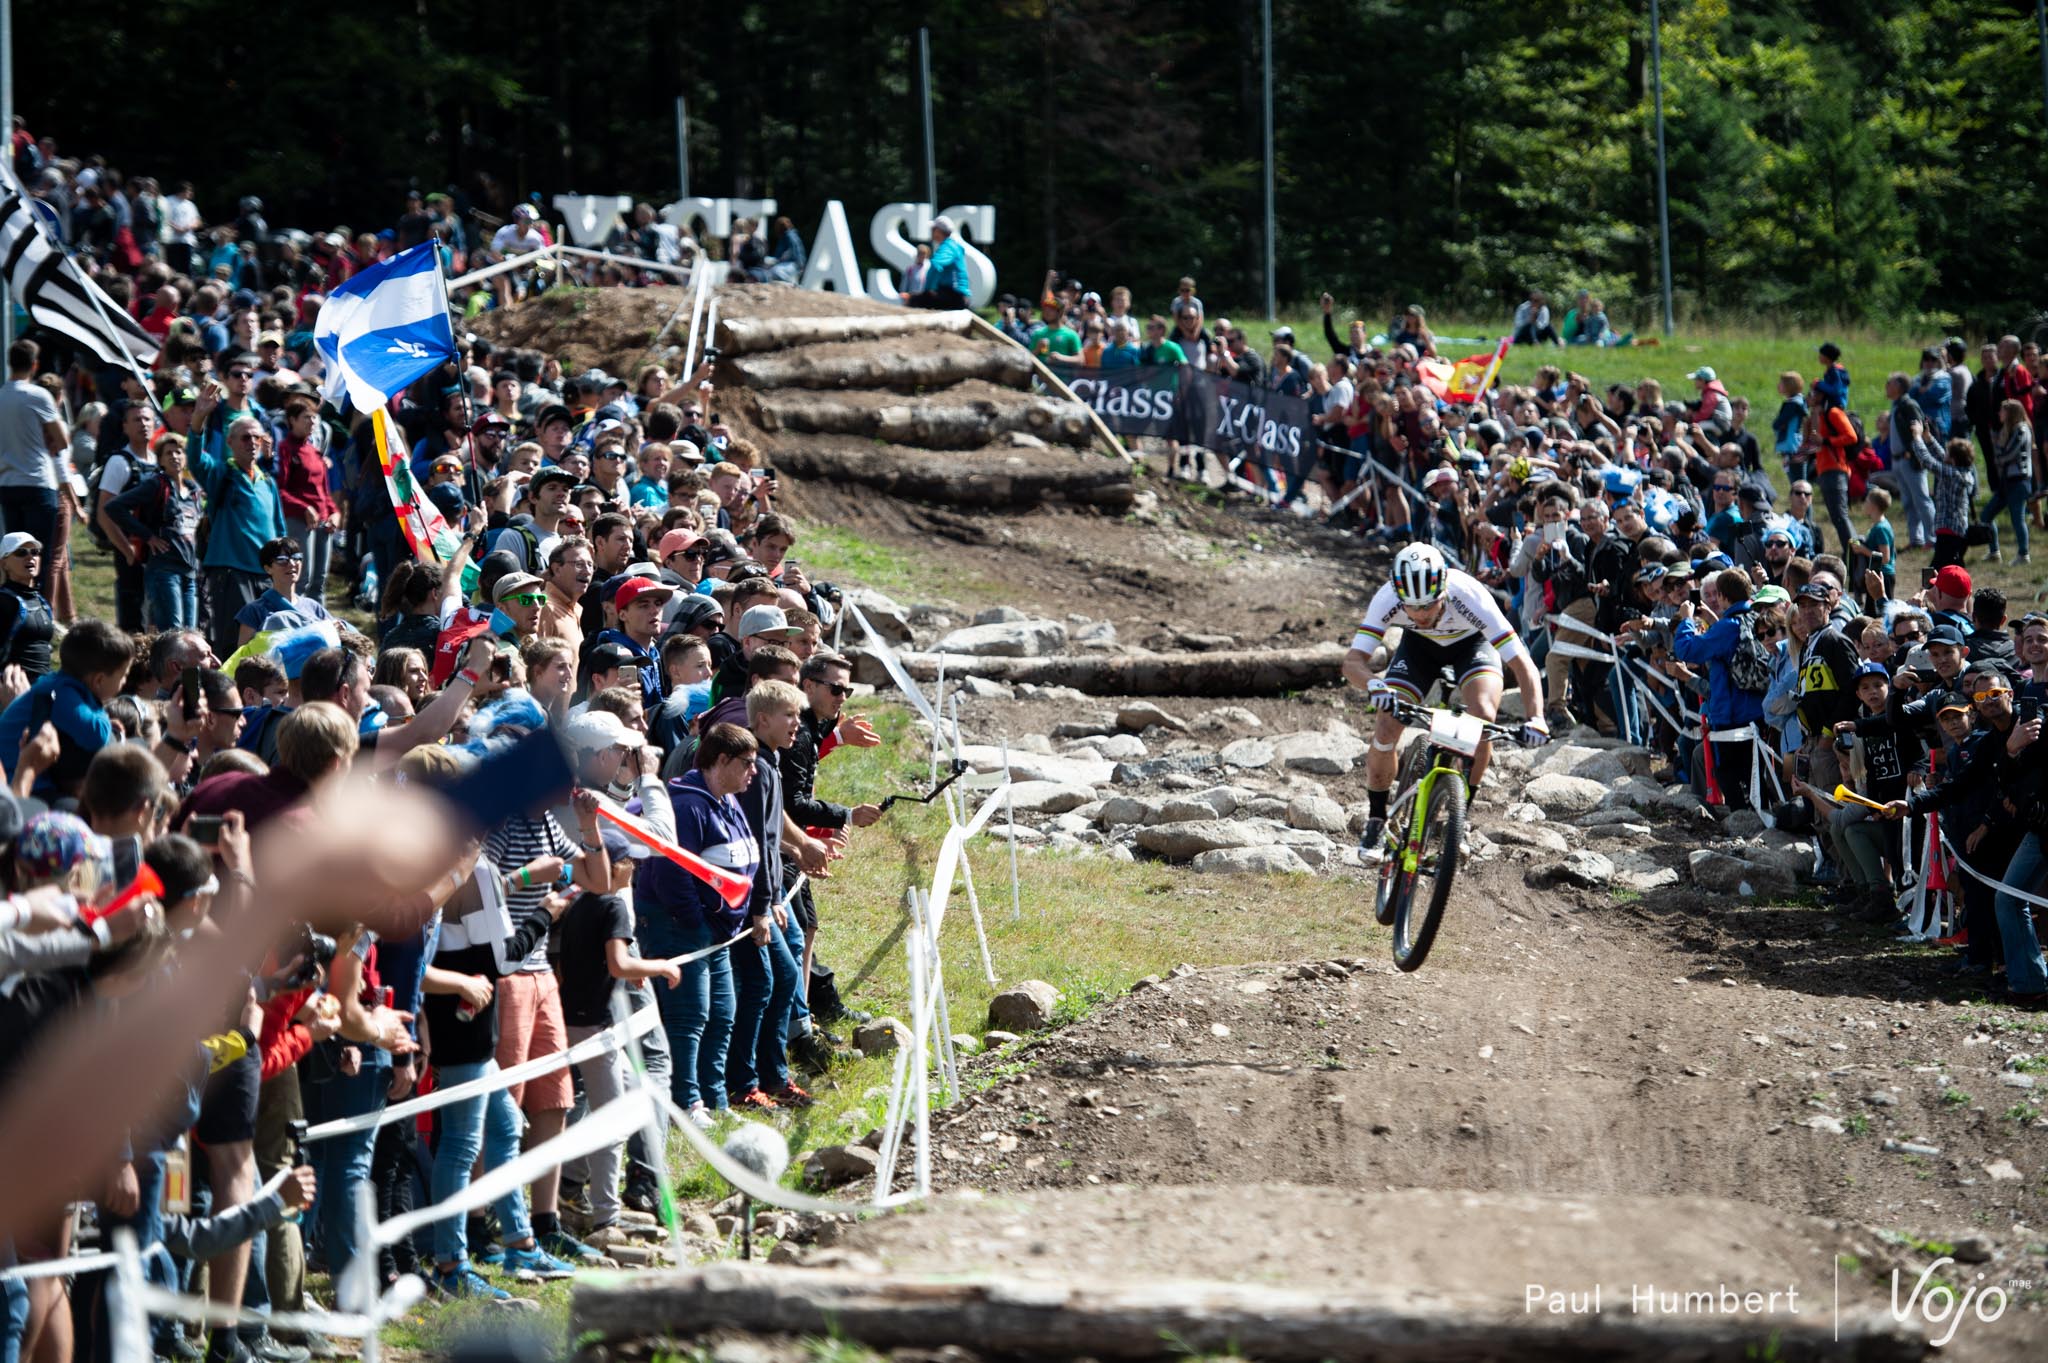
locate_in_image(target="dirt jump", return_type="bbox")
[477,285,2044,1362]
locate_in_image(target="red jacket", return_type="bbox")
[276,437,337,525]
[1815,405,1860,476]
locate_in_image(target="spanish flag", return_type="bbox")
[1417,337,1511,404]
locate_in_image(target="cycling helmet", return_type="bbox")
[1391,542,1448,608]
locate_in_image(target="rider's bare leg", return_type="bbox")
[1365,710,1403,796]
[1461,670,1505,793]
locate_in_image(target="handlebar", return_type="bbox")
[1383,696,1523,744]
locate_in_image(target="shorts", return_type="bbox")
[494,971,573,1112]
[194,1049,260,1146]
[1381,632,1501,703]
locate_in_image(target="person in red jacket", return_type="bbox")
[1812,391,1861,560]
[275,396,339,603]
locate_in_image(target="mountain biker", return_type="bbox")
[1342,542,1551,859]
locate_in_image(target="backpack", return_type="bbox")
[1728,610,1776,695]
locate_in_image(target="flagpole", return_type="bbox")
[1,0,14,355]
[60,250,161,415]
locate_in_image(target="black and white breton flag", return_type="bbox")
[0,163,159,369]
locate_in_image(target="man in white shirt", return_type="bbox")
[0,340,67,596]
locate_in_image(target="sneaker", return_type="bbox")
[559,1181,592,1217]
[1356,816,1388,865]
[502,1244,578,1279]
[772,1080,816,1109]
[730,1087,780,1112]
[790,1031,835,1077]
[1545,704,1576,731]
[816,1004,872,1027]
[538,1230,616,1268]
[475,1241,506,1267]
[622,1179,663,1215]
[432,1264,511,1301]
[686,1103,715,1131]
[204,1333,254,1363]
[246,1334,310,1363]
[163,1326,206,1363]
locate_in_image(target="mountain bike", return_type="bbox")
[1370,696,1520,972]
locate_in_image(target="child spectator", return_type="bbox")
[1830,662,1923,921]
[105,431,204,630]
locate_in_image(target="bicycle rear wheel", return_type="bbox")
[1391,769,1466,972]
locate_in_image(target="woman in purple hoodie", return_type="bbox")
[635,722,760,1128]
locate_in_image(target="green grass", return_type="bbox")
[797,524,999,609]
[1940,1087,1973,1108]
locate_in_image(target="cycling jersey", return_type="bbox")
[1350,569,1526,665]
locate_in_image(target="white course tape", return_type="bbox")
[657,877,806,969]
[850,603,943,729]
[303,1001,661,1143]
[0,1249,124,1282]
[653,1091,921,1213]
[1939,825,2048,911]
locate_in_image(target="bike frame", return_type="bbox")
[1394,758,1458,876]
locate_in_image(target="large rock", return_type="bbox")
[1489,824,1572,855]
[1112,752,1223,785]
[1116,701,1187,733]
[1005,780,1096,815]
[1094,734,1148,760]
[1598,776,1669,813]
[1688,849,1794,897]
[1050,718,1117,739]
[1271,731,1368,774]
[1188,785,1241,818]
[1152,797,1222,825]
[803,1143,881,1189]
[987,980,1060,1032]
[1529,850,1616,890]
[1523,772,1609,817]
[846,589,914,643]
[1135,819,1277,861]
[1093,795,1158,827]
[973,606,1029,624]
[955,746,1117,787]
[1191,845,1313,875]
[933,618,1069,657]
[1285,796,1350,835]
[1193,706,1263,733]
[1220,738,1275,770]
[853,1017,912,1057]
[956,675,1014,700]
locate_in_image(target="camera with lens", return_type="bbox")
[282,923,338,990]
[1770,798,1815,833]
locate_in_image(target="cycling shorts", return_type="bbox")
[1380,631,1501,703]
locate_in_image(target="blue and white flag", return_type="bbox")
[313,241,456,414]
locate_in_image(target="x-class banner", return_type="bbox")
[1058,363,1316,480]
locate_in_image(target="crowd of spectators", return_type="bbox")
[0,130,896,1359]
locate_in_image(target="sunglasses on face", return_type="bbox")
[821,683,854,698]
[1892,630,1924,643]
[227,370,253,379]
[504,592,547,606]
[1972,689,2009,702]
[272,553,304,564]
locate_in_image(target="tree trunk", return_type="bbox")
[714,310,978,356]
[768,436,1132,512]
[570,1264,1924,1363]
[849,644,1348,697]
[723,343,1032,393]
[749,390,1089,449]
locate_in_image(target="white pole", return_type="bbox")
[929,654,947,786]
[675,96,690,201]
[111,1230,151,1363]
[1649,0,1675,335]
[1003,736,1022,920]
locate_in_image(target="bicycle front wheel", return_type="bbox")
[1391,769,1466,972]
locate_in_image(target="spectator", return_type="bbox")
[105,434,204,631]
[0,341,69,602]
[0,532,54,679]
[1511,289,1559,346]
[0,619,136,799]
[1981,398,2033,563]
[1672,569,1770,809]
[275,397,340,602]
[901,217,968,310]
[193,407,288,661]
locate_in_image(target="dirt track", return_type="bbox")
[501,287,2045,1359]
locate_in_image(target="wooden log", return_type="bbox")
[753,390,1090,450]
[570,1264,1926,1363]
[849,644,1348,697]
[716,309,978,355]
[723,342,1032,392]
[767,436,1133,512]
[969,312,1133,463]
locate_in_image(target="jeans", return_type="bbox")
[285,518,335,600]
[427,1060,532,1267]
[144,567,199,631]
[1992,833,2048,996]
[0,486,58,597]
[779,911,812,1038]
[637,910,735,1110]
[729,911,800,1095]
[1980,478,2032,558]
[1816,470,1855,559]
[1,1276,25,1363]
[303,1054,389,1302]
[1893,463,1936,546]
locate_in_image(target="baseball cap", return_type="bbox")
[1601,468,1641,497]
[425,484,466,521]
[671,439,704,465]
[257,330,284,348]
[1698,552,1734,571]
[1932,565,1972,598]
[737,605,802,640]
[584,640,641,673]
[1926,623,1967,648]
[534,403,575,432]
[1854,660,1890,681]
[1423,467,1457,489]
[471,410,511,433]
[1635,563,1668,584]
[1271,325,1296,343]
[490,571,544,603]
[529,466,576,494]
[614,577,676,613]
[0,532,42,557]
[1937,700,1973,718]
[1688,366,1717,382]
[17,811,112,887]
[565,708,645,753]
[657,529,708,561]
[1752,584,1790,607]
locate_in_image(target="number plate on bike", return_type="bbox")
[1428,709,1486,758]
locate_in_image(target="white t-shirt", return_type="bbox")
[492,224,548,256]
[1351,568,1525,663]
[98,448,158,501]
[1323,378,1355,423]
[168,197,202,246]
[0,381,60,490]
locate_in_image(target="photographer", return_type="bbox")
[1672,569,1770,809]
